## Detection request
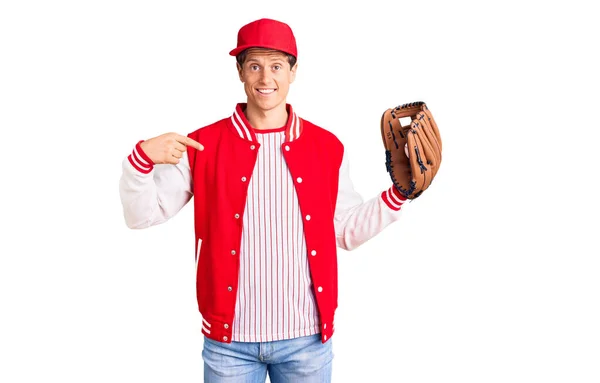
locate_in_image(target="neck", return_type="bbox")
[244,102,288,130]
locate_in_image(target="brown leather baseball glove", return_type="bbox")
[380,101,442,199]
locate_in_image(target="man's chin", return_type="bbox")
[248,99,284,112]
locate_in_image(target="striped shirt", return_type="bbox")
[232,126,320,342]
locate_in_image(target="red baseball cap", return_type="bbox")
[229,18,297,58]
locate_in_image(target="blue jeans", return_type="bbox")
[202,334,333,382]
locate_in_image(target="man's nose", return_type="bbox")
[259,69,271,83]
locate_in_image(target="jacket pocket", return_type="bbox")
[195,238,202,272]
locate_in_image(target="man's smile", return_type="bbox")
[256,88,276,95]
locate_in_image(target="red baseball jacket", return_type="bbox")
[119,103,407,344]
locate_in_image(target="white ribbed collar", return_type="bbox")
[229,103,303,143]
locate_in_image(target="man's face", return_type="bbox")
[237,49,297,113]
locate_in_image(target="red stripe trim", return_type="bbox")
[233,104,257,142]
[281,106,302,143]
[127,141,154,174]
[230,115,246,139]
[135,141,153,165]
[233,110,251,141]
[390,185,407,203]
[286,112,295,142]
[294,113,302,140]
[381,186,407,211]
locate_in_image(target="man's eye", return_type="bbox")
[273,65,281,70]
[251,65,259,70]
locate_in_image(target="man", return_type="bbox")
[119,18,407,382]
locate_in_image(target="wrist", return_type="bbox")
[127,140,154,174]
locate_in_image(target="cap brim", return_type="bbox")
[229,46,249,56]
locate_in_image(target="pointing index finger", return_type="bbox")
[175,134,204,151]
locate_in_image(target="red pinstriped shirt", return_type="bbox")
[234,127,319,342]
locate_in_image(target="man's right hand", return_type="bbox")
[140,133,204,165]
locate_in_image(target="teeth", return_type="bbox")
[257,89,275,94]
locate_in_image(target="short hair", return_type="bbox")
[236,48,297,69]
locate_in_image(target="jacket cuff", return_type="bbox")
[381,186,407,211]
[127,140,154,174]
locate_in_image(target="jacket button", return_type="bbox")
[324,323,327,329]
[250,145,256,150]
[231,250,236,255]
[296,177,303,183]
[234,213,240,219]
[324,335,327,341]
[305,215,311,221]
[317,286,323,292]
[241,176,247,182]
[311,250,317,256]
[223,336,228,342]
[284,145,290,151]
[224,324,229,329]
[227,286,233,292]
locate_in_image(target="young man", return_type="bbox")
[119,18,407,382]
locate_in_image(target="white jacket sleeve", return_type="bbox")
[334,150,407,251]
[119,143,193,229]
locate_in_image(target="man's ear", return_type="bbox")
[290,63,298,84]
[237,63,244,82]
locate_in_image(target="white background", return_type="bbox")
[1,0,599,382]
